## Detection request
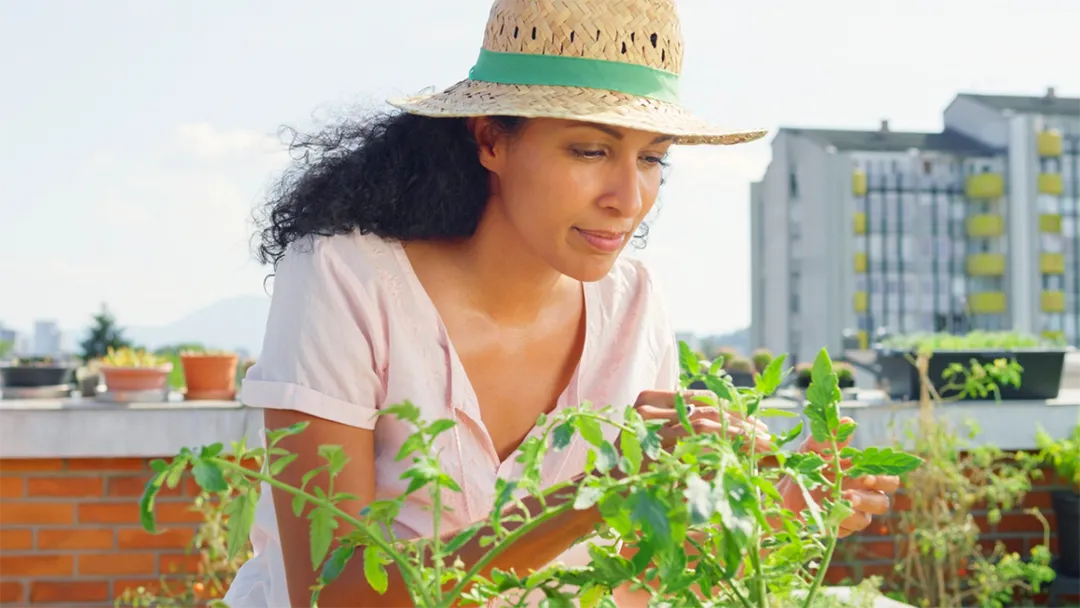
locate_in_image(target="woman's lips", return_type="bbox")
[575,228,627,253]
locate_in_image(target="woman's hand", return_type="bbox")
[776,416,900,538]
[633,389,773,455]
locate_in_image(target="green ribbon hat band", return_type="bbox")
[467,48,681,104]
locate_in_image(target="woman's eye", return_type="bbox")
[641,155,668,166]
[573,149,606,159]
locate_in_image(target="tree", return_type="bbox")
[0,339,12,360]
[79,303,131,361]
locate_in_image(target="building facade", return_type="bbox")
[751,89,1080,364]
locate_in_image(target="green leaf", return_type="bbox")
[785,453,829,487]
[755,353,787,395]
[139,474,162,533]
[395,433,426,462]
[636,419,663,461]
[266,421,309,447]
[629,490,672,551]
[576,416,604,447]
[321,543,354,585]
[165,461,186,489]
[149,459,169,473]
[826,498,856,529]
[270,453,298,477]
[757,408,797,419]
[678,340,700,376]
[684,474,716,525]
[674,393,694,435]
[551,422,574,450]
[849,447,924,477]
[318,445,349,476]
[574,485,605,510]
[535,412,548,427]
[596,442,619,474]
[378,401,421,424]
[309,506,339,571]
[224,488,257,560]
[775,421,804,448]
[363,545,389,594]
[200,443,225,459]
[426,419,456,438]
[619,431,643,475]
[836,421,857,444]
[703,374,737,403]
[445,524,480,554]
[579,585,609,608]
[191,460,228,493]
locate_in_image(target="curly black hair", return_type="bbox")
[255,110,654,268]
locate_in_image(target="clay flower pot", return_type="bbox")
[100,363,173,392]
[181,352,239,400]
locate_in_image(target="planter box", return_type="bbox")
[1051,490,1080,578]
[0,365,77,388]
[874,349,1066,401]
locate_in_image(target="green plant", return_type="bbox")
[0,339,13,360]
[751,349,774,374]
[723,355,755,374]
[889,351,1056,608]
[834,363,854,384]
[116,489,251,608]
[80,303,131,361]
[140,345,923,607]
[102,347,170,369]
[1032,423,1080,490]
[879,331,1050,352]
[11,355,56,366]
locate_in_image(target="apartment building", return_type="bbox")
[750,88,1079,363]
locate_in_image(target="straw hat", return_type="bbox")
[388,0,766,146]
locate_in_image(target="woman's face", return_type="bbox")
[476,117,673,282]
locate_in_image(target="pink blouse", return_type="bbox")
[224,230,679,607]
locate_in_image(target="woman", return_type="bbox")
[225,0,900,606]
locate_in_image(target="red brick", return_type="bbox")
[37,528,114,550]
[0,528,33,551]
[118,526,195,550]
[27,475,103,497]
[67,457,145,471]
[0,459,64,472]
[108,474,183,498]
[856,540,897,560]
[30,581,109,604]
[995,512,1055,534]
[78,501,140,524]
[113,578,165,598]
[160,552,202,575]
[0,554,74,576]
[156,501,204,524]
[78,552,156,576]
[0,502,74,524]
[1022,490,1053,509]
[980,536,1026,556]
[0,476,23,498]
[0,581,23,604]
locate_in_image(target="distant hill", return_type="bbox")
[64,295,272,357]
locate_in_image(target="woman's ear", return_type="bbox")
[469,117,504,173]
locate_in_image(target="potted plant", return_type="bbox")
[875,331,1064,401]
[0,356,79,389]
[794,362,813,389]
[723,354,756,387]
[99,347,173,394]
[834,362,856,389]
[180,349,240,400]
[751,348,774,375]
[76,358,103,397]
[1034,424,1080,584]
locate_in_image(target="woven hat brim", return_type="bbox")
[388,79,767,146]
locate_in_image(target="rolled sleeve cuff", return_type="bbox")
[240,379,378,430]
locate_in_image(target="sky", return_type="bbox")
[1,0,1078,337]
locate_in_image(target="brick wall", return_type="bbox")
[0,458,203,607]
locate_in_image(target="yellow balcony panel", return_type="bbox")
[1041,253,1066,275]
[1037,130,1063,157]
[967,292,1006,314]
[853,170,867,196]
[965,173,1004,199]
[1042,291,1066,313]
[1038,173,1064,195]
[857,330,869,350]
[965,214,1005,237]
[966,253,1006,276]
[1040,213,1063,233]
[854,252,867,273]
[854,291,868,313]
[853,212,867,235]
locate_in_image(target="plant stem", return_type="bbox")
[802,437,842,608]
[431,479,443,605]
[210,457,432,606]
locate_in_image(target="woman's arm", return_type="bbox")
[268,408,602,608]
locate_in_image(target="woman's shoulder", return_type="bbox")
[592,256,673,342]
[278,230,402,286]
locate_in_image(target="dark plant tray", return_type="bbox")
[0,365,77,389]
[874,348,1067,401]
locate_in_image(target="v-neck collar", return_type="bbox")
[389,239,599,474]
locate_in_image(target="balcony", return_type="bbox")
[965,214,1005,238]
[1042,291,1066,313]
[965,173,1004,199]
[857,330,868,349]
[1037,130,1063,157]
[853,212,866,235]
[966,253,1006,276]
[1041,253,1066,275]
[853,170,867,196]
[1040,213,1063,233]
[1038,173,1064,196]
[854,291,868,313]
[967,291,1006,314]
[854,252,867,273]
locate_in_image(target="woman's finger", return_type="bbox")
[799,416,857,454]
[845,490,890,516]
[842,474,901,495]
[660,418,773,454]
[838,510,873,536]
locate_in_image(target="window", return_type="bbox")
[789,171,799,198]
[790,293,800,314]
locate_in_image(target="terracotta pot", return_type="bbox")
[100,364,172,393]
[181,353,239,400]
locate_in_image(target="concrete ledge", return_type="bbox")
[1,390,1078,459]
